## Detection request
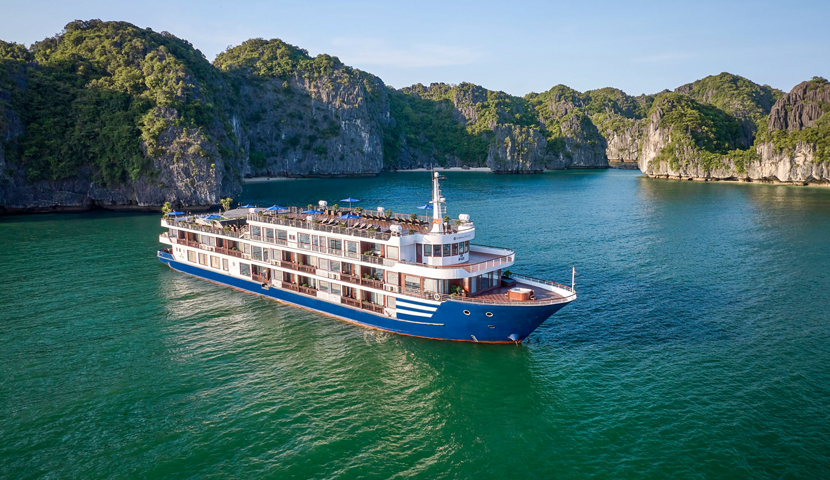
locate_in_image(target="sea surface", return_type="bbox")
[2,170,830,479]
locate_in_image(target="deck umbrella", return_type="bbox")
[167,210,185,216]
[337,213,360,226]
[340,197,360,210]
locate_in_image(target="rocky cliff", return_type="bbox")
[0,21,247,212]
[639,78,829,184]
[214,39,389,177]
[1,21,828,212]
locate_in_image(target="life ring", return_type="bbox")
[433,293,442,301]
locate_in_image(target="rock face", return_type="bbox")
[639,79,830,184]
[2,23,829,213]
[768,81,830,131]
[218,39,389,178]
[0,22,247,212]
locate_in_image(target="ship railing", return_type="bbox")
[394,251,514,273]
[217,247,244,258]
[282,283,300,292]
[165,219,246,239]
[361,302,384,314]
[340,296,361,308]
[248,214,394,240]
[298,285,317,295]
[170,238,200,248]
[510,273,576,295]
[402,285,574,306]
[252,273,269,284]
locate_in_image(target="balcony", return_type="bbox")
[215,246,243,258]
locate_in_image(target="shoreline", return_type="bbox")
[391,166,492,172]
[645,174,830,188]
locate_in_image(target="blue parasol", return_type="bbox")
[265,205,286,211]
[340,197,360,209]
[301,209,323,214]
[203,214,221,220]
[167,210,185,216]
[240,204,255,208]
[337,213,360,219]
[417,204,433,210]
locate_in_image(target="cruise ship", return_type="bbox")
[157,173,576,343]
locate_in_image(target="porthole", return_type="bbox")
[463,310,471,315]
[485,312,494,318]
[488,325,495,329]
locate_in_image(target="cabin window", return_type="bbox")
[240,263,251,276]
[318,258,330,271]
[252,246,262,261]
[386,246,399,260]
[443,244,451,257]
[424,278,439,293]
[187,250,196,263]
[404,275,420,292]
[243,243,251,254]
[369,292,382,305]
[299,233,310,245]
[198,253,208,265]
[452,243,459,256]
[319,281,329,293]
[168,228,177,238]
[251,225,261,237]
[276,230,287,241]
[331,283,341,296]
[346,241,358,254]
[329,239,342,251]
[263,248,269,262]
[222,258,229,271]
[210,256,220,269]
[424,244,432,257]
[330,261,341,273]
[387,271,399,286]
[265,228,274,242]
[464,241,470,253]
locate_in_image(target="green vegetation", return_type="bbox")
[679,72,782,125]
[384,86,490,165]
[2,20,233,185]
[649,93,746,171]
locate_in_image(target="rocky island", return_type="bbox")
[1,20,828,213]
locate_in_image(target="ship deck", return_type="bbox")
[471,280,567,303]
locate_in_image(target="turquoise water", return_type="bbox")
[2,170,830,478]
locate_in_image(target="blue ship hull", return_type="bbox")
[158,251,570,343]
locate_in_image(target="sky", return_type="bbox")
[1,0,828,96]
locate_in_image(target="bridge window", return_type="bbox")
[443,244,451,257]
[452,243,459,256]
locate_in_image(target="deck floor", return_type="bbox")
[470,281,565,303]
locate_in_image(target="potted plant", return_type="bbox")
[410,213,418,221]
[385,209,392,218]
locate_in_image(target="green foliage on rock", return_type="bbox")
[2,20,233,185]
[677,72,782,125]
[384,86,490,165]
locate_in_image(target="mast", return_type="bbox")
[430,171,445,233]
